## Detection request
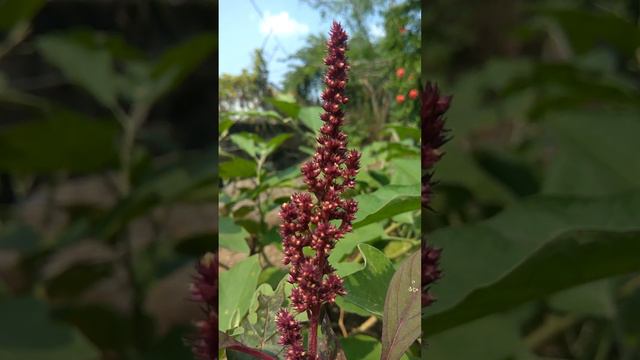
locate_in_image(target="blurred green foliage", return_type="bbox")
[423,0,640,359]
[0,0,214,359]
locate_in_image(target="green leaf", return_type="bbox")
[342,244,395,317]
[229,133,260,159]
[36,34,118,108]
[329,223,385,264]
[44,262,113,298]
[381,251,421,360]
[340,335,409,360]
[219,255,261,331]
[541,8,640,58]
[353,185,420,229]
[0,112,118,173]
[340,335,383,360]
[385,124,420,142]
[0,0,45,30]
[219,157,257,179]
[424,191,640,334]
[236,281,286,356]
[265,134,292,156]
[427,312,533,359]
[219,217,250,255]
[298,106,323,133]
[0,297,98,359]
[389,156,420,186]
[151,33,215,98]
[542,111,640,196]
[267,97,300,118]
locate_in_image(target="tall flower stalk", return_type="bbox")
[421,83,451,307]
[277,21,360,360]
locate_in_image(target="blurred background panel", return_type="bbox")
[423,0,640,359]
[0,0,215,359]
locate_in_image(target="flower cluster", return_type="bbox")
[190,252,218,360]
[276,309,306,359]
[277,21,360,360]
[421,83,451,307]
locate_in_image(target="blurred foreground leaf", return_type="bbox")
[424,191,640,334]
[0,297,98,359]
[0,112,118,173]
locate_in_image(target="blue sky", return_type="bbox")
[219,0,385,88]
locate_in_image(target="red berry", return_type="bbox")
[408,89,418,100]
[399,27,406,34]
[396,94,405,104]
[396,68,405,79]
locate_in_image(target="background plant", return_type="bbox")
[0,1,215,359]
[422,0,640,358]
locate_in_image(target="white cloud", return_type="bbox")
[259,11,309,37]
[370,23,386,39]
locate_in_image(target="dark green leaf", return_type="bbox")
[0,0,45,30]
[0,112,118,173]
[424,190,640,334]
[0,297,98,359]
[36,34,118,108]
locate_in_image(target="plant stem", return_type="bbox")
[308,305,320,359]
[113,101,151,353]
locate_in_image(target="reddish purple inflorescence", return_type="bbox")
[421,82,451,307]
[191,252,218,360]
[277,21,360,360]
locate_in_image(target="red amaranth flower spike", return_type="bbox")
[278,21,359,360]
[191,252,218,360]
[421,82,451,308]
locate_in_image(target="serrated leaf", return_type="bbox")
[381,251,420,360]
